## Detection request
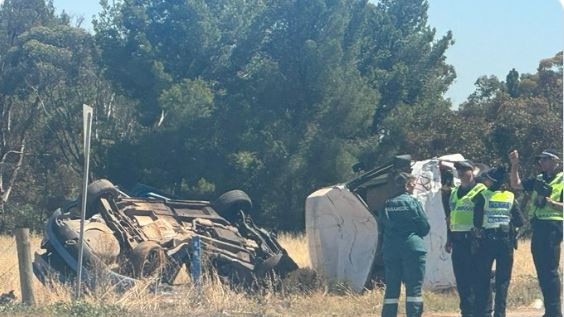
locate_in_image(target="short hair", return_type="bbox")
[536,149,561,161]
[454,160,474,170]
[394,172,416,188]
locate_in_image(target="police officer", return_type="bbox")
[473,167,524,317]
[443,160,487,317]
[380,172,430,317]
[509,149,563,317]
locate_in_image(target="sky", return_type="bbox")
[46,0,564,106]
[427,0,563,105]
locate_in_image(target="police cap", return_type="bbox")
[481,166,506,183]
[454,160,474,171]
[535,149,560,161]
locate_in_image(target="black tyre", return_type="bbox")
[213,190,253,216]
[130,241,165,279]
[84,179,119,218]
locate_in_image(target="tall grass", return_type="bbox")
[0,234,558,316]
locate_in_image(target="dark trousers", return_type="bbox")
[532,220,563,317]
[451,236,476,317]
[382,249,426,317]
[474,233,514,317]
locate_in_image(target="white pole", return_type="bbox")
[76,104,93,299]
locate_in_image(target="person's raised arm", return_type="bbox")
[509,150,524,190]
[510,200,524,228]
[546,197,564,210]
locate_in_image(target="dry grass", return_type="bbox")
[276,232,312,268]
[0,234,557,316]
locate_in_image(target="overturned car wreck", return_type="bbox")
[33,179,299,289]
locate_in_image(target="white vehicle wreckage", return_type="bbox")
[306,154,478,292]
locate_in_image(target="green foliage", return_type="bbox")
[0,0,561,233]
[0,301,127,317]
[158,79,215,127]
[0,0,138,230]
[91,0,457,230]
[51,300,125,317]
[506,68,520,98]
[0,300,125,317]
[365,0,455,132]
[1,203,41,232]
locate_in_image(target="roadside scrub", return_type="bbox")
[0,234,551,316]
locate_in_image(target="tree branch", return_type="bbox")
[1,139,25,204]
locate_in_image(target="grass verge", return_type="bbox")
[0,233,554,316]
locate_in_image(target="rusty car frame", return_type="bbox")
[33,179,299,290]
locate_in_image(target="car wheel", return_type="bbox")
[130,241,165,279]
[85,179,119,218]
[214,190,253,216]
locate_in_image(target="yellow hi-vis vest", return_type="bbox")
[528,172,563,221]
[482,190,514,229]
[449,183,487,232]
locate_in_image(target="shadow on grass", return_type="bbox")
[423,275,541,314]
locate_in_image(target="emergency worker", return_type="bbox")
[473,167,524,317]
[380,172,430,317]
[443,160,487,317]
[509,149,563,317]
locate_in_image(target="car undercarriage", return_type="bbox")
[33,179,299,290]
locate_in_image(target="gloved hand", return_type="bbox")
[471,238,481,255]
[470,227,484,254]
[512,227,519,250]
[444,240,452,253]
[471,227,484,239]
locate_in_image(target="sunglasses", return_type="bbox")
[538,157,552,162]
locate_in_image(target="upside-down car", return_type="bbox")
[33,179,299,290]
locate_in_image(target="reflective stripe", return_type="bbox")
[450,183,487,231]
[482,190,514,229]
[406,296,423,303]
[383,298,399,304]
[450,222,473,232]
[528,172,564,220]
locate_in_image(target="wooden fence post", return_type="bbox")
[15,228,36,305]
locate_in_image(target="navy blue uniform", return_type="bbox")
[473,191,524,317]
[443,184,487,317]
[523,174,563,317]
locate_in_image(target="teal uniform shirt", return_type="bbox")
[380,192,430,317]
[380,193,430,253]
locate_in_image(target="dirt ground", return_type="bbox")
[427,307,543,317]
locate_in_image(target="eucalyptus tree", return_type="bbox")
[0,0,58,214]
[0,0,136,230]
[486,52,563,174]
[434,52,563,174]
[506,68,520,98]
[94,0,381,229]
[219,0,378,228]
[360,0,455,133]
[94,0,456,229]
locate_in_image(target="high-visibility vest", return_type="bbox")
[449,183,487,232]
[481,190,514,229]
[528,172,563,221]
